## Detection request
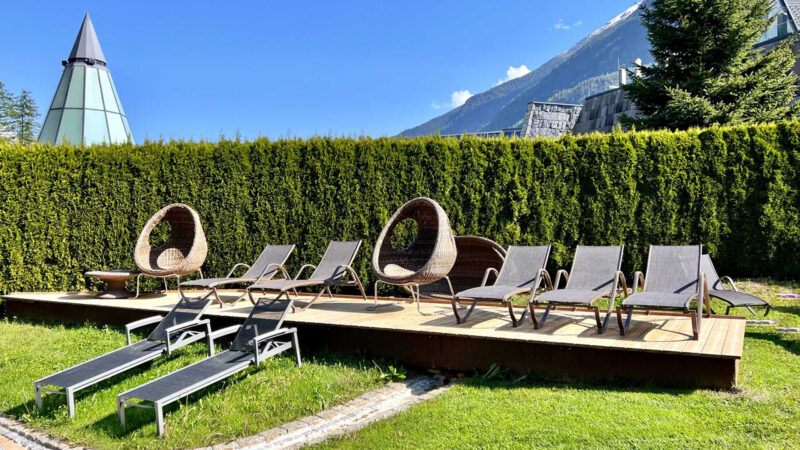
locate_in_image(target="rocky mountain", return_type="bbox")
[400,3,652,136]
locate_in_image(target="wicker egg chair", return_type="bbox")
[133,203,208,296]
[372,197,457,314]
[418,236,506,301]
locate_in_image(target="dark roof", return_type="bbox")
[68,13,106,65]
[783,0,800,26]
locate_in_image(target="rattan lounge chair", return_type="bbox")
[531,245,628,333]
[372,197,458,314]
[701,254,771,317]
[117,298,300,437]
[179,245,295,308]
[452,245,552,327]
[34,296,214,417]
[134,203,208,297]
[617,245,711,339]
[247,241,368,312]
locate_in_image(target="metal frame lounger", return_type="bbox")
[117,298,300,437]
[179,244,295,308]
[247,240,368,312]
[531,245,628,333]
[617,245,711,340]
[34,296,214,417]
[451,246,552,327]
[701,254,771,317]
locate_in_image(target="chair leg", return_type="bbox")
[297,287,326,312]
[725,305,731,316]
[624,306,633,333]
[591,305,603,334]
[117,400,126,428]
[413,284,436,316]
[326,287,334,299]
[602,311,612,334]
[452,299,463,323]
[452,299,477,324]
[34,384,42,409]
[540,304,552,326]
[764,304,772,317]
[617,306,633,336]
[508,303,527,328]
[292,331,302,367]
[745,305,758,317]
[212,288,225,308]
[66,388,75,418]
[155,402,165,437]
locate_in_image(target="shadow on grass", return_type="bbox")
[459,366,702,397]
[772,305,800,320]
[745,330,800,356]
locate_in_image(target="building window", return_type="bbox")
[756,1,798,44]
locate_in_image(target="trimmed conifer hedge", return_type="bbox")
[1,121,799,295]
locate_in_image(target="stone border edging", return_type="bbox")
[0,415,82,450]
[198,375,452,450]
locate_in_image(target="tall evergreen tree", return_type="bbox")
[9,90,40,145]
[622,0,799,130]
[0,82,13,135]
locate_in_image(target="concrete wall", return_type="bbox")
[571,88,640,135]
[522,102,583,138]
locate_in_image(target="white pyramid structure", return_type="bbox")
[38,13,134,145]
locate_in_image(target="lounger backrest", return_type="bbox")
[566,245,624,292]
[644,245,702,294]
[308,241,362,281]
[495,245,551,288]
[231,298,292,353]
[700,254,723,291]
[147,296,212,342]
[242,244,296,280]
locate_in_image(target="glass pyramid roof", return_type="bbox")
[38,13,134,146]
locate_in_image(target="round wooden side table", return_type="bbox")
[85,270,140,299]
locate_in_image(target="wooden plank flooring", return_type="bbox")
[3,290,744,360]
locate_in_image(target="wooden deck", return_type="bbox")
[2,290,745,389]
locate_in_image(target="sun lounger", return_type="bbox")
[531,245,627,332]
[117,298,300,436]
[617,245,710,339]
[701,254,771,316]
[34,296,214,417]
[247,241,368,312]
[451,245,552,327]
[179,244,295,307]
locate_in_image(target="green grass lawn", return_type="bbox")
[0,317,388,449]
[318,279,800,449]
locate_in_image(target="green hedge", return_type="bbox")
[1,122,799,295]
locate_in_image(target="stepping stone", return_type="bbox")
[778,327,800,334]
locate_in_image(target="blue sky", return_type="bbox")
[0,0,638,141]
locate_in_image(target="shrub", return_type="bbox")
[1,121,799,294]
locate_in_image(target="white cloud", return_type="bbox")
[506,65,531,81]
[433,89,473,109]
[553,19,583,30]
[496,64,532,86]
[450,89,472,107]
